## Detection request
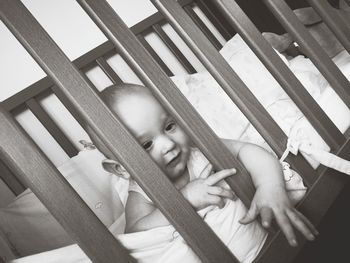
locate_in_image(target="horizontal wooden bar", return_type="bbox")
[152,23,197,73]
[137,34,174,76]
[151,0,318,185]
[183,5,223,50]
[96,57,123,85]
[1,0,241,262]
[25,98,79,157]
[255,138,350,263]
[0,158,26,195]
[263,0,350,109]
[306,0,350,54]
[196,0,234,41]
[2,77,53,111]
[0,107,135,263]
[212,0,345,150]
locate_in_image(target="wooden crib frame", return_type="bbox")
[0,0,349,262]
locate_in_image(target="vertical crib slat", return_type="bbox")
[212,0,345,150]
[306,0,350,54]
[196,0,234,41]
[25,98,79,157]
[150,0,318,185]
[96,57,124,85]
[0,107,135,263]
[0,159,26,195]
[137,34,174,76]
[152,23,197,73]
[183,5,223,50]
[0,1,241,262]
[263,0,350,109]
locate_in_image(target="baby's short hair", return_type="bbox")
[100,83,150,109]
[83,83,149,159]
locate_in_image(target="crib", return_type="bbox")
[0,0,349,262]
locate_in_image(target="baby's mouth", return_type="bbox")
[167,152,181,168]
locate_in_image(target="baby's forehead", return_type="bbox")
[115,89,168,118]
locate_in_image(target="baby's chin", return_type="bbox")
[168,163,187,181]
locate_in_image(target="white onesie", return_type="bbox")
[127,147,307,262]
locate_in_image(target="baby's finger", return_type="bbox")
[208,186,235,200]
[293,210,319,237]
[260,207,273,228]
[275,212,297,247]
[239,203,258,225]
[217,180,231,190]
[205,168,236,186]
[199,163,213,179]
[286,210,315,241]
[207,195,224,207]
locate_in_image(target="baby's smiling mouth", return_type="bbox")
[167,152,181,167]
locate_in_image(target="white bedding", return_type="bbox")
[8,35,350,263]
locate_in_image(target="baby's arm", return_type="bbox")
[124,191,170,233]
[222,139,318,246]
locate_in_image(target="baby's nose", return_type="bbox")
[161,137,176,154]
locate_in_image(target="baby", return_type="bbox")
[88,83,318,260]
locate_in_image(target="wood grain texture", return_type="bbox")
[306,0,350,54]
[196,0,234,41]
[263,0,350,109]
[0,107,135,263]
[0,158,26,195]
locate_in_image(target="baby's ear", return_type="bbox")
[102,159,130,180]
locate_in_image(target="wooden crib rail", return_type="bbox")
[212,0,345,152]
[0,107,135,263]
[0,159,26,195]
[263,0,350,109]
[0,0,243,262]
[306,0,350,54]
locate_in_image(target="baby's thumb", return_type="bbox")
[239,204,258,225]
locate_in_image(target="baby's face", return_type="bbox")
[112,92,191,182]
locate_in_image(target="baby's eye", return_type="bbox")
[142,141,153,151]
[165,122,176,132]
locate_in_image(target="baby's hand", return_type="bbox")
[180,168,236,210]
[239,183,319,247]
